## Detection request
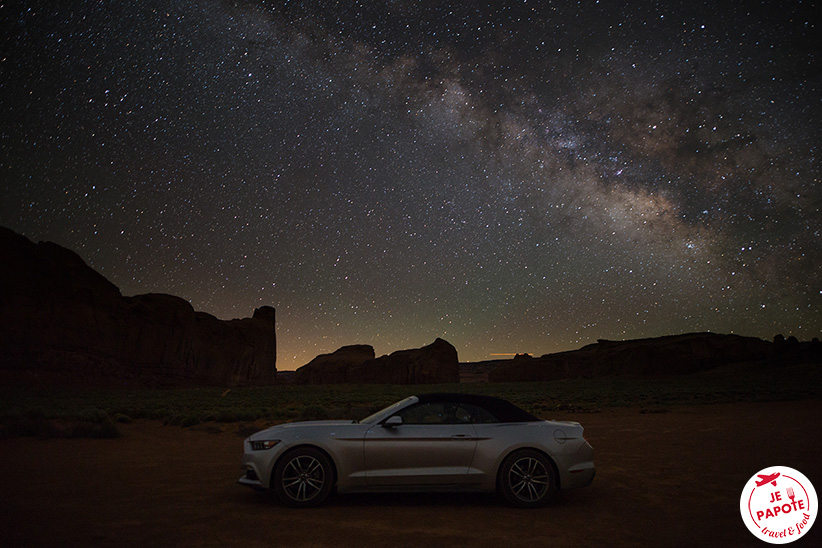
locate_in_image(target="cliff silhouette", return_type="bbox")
[0,227,276,386]
[294,338,460,384]
[3,226,817,387]
[487,332,820,382]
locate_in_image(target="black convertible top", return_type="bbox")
[415,393,540,423]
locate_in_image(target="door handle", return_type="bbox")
[450,434,474,440]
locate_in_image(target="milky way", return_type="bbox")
[1,1,819,369]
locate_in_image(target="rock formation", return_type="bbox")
[0,227,276,386]
[488,332,773,382]
[295,338,460,384]
[294,345,376,384]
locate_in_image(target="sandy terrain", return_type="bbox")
[2,400,821,547]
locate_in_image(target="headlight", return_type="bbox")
[250,439,280,451]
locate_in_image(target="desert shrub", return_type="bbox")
[2,408,51,438]
[67,416,121,439]
[215,408,238,422]
[113,413,132,424]
[1,407,121,439]
[77,408,109,423]
[238,409,260,421]
[216,407,259,422]
[299,405,329,421]
[180,415,201,428]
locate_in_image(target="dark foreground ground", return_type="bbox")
[2,400,821,547]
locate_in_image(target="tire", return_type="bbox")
[272,447,335,508]
[498,449,558,508]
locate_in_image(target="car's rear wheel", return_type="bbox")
[498,449,557,508]
[273,447,334,507]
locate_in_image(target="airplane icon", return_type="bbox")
[756,472,780,487]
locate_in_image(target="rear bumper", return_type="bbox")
[562,461,596,489]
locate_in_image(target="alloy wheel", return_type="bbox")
[508,456,550,503]
[280,455,326,503]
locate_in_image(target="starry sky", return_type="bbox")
[1,1,820,370]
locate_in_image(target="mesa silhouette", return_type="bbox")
[2,227,817,387]
[0,227,275,387]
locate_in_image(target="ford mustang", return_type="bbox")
[238,393,595,507]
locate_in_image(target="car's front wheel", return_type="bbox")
[273,447,335,507]
[498,449,558,508]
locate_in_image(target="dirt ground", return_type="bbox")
[2,400,821,547]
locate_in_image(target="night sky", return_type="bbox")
[1,1,819,370]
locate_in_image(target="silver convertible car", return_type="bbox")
[238,393,595,508]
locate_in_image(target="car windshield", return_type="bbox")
[357,396,415,424]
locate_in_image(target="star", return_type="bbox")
[1,0,819,369]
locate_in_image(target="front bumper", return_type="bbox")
[237,466,266,490]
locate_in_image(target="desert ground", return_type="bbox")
[2,400,821,547]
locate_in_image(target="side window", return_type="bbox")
[398,403,451,424]
[462,403,498,424]
[396,402,499,424]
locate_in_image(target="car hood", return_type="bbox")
[248,420,357,440]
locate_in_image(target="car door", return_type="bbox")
[363,401,478,487]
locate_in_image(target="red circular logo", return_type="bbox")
[740,466,817,544]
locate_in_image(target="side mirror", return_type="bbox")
[383,415,403,428]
